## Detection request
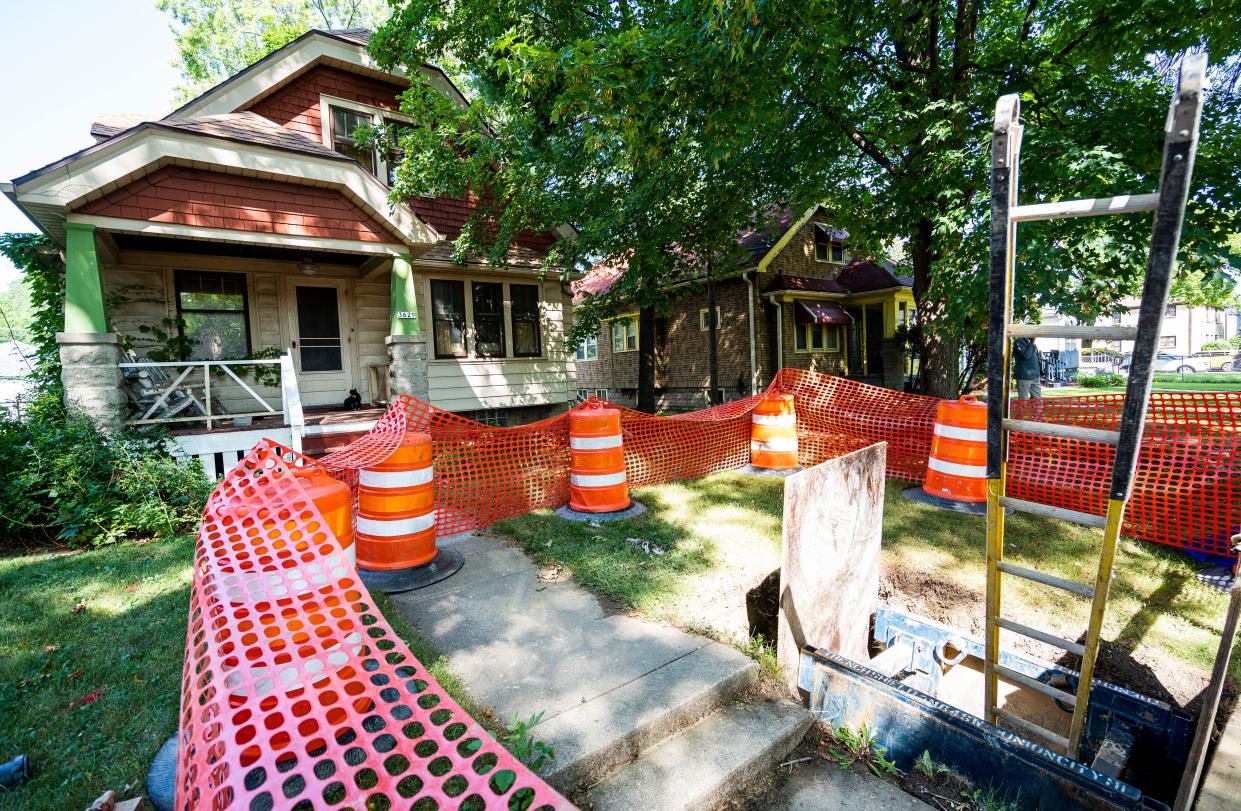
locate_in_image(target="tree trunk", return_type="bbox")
[637,305,657,412]
[910,217,959,399]
[706,275,719,405]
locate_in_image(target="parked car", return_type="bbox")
[1190,349,1235,371]
[1118,353,1209,374]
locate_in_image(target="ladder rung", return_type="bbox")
[993,664,1079,707]
[1002,419,1121,445]
[997,497,1108,529]
[1007,324,1139,341]
[997,561,1096,598]
[994,617,1087,656]
[1008,193,1160,223]
[992,707,1071,751]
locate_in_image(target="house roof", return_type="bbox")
[762,261,912,296]
[762,274,847,295]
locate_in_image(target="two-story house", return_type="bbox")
[2,28,576,457]
[574,206,915,410]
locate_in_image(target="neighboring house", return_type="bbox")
[2,28,575,438]
[573,206,915,410]
[1036,300,1240,364]
[0,340,35,415]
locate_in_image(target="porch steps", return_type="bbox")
[579,697,813,811]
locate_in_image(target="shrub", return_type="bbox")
[0,397,211,547]
[1076,371,1125,388]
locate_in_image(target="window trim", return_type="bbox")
[611,315,639,353]
[510,283,543,358]
[1165,303,1178,317]
[699,306,722,331]
[430,278,468,359]
[173,269,253,360]
[794,322,840,353]
[318,95,417,186]
[813,224,845,264]
[575,334,599,362]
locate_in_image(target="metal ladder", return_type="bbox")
[983,52,1207,760]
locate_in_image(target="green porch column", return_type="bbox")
[389,253,421,336]
[64,222,107,333]
[386,253,429,402]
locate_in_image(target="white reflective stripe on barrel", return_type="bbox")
[569,434,623,450]
[933,423,988,443]
[751,438,798,453]
[356,512,436,537]
[751,413,796,426]
[359,467,433,489]
[927,456,986,478]
[570,471,627,488]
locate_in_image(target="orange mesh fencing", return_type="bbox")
[178,438,571,810]
[1008,392,1241,557]
[316,371,1239,558]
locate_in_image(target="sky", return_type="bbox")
[0,0,181,284]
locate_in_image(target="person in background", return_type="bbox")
[1013,337,1042,400]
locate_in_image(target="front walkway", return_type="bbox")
[390,532,811,807]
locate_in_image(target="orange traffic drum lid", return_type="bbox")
[569,408,622,437]
[372,431,433,470]
[936,395,986,427]
[756,393,796,415]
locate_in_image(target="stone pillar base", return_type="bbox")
[57,332,126,432]
[881,339,905,390]
[386,335,430,402]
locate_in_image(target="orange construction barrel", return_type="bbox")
[356,432,436,570]
[292,466,355,565]
[751,394,799,469]
[922,395,988,503]
[569,408,629,513]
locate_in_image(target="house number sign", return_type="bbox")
[396,311,417,319]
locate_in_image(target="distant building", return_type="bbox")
[1035,300,1239,360]
[0,340,36,413]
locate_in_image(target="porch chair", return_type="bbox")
[121,351,216,422]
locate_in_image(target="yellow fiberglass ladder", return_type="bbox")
[984,52,1207,760]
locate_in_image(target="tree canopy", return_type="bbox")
[158,0,389,101]
[370,0,1241,398]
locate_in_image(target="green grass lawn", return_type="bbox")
[496,472,1236,702]
[0,535,483,810]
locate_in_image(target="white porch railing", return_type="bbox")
[120,353,304,446]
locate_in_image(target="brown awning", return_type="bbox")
[795,301,854,325]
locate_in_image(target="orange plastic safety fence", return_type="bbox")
[316,371,1239,558]
[1008,392,1241,557]
[177,438,571,810]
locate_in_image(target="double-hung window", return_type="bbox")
[174,271,251,360]
[471,281,505,357]
[575,335,599,361]
[814,224,845,263]
[611,317,638,352]
[431,279,467,358]
[511,284,542,357]
[795,323,839,353]
[330,106,376,174]
[326,100,415,185]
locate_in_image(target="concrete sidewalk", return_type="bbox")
[389,532,811,807]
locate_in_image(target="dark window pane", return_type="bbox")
[384,119,414,186]
[511,284,541,357]
[795,325,807,351]
[431,280,467,358]
[175,271,250,359]
[177,271,246,311]
[472,282,505,357]
[332,107,376,174]
[294,286,343,372]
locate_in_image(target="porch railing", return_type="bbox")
[120,353,304,444]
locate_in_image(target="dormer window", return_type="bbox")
[323,97,415,186]
[814,224,845,263]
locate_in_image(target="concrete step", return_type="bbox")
[583,697,813,811]
[539,642,760,794]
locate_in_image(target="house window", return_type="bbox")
[471,281,505,357]
[384,118,414,186]
[511,284,542,357]
[795,323,840,353]
[1160,335,1176,348]
[575,335,599,361]
[814,224,845,263]
[612,316,638,352]
[699,307,722,331]
[461,408,508,426]
[174,270,250,360]
[1165,304,1178,317]
[330,106,377,174]
[431,279,467,358]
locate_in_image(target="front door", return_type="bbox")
[287,279,353,407]
[865,304,885,376]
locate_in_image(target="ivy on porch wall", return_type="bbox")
[64,222,107,334]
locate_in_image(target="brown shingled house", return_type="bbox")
[4,28,575,467]
[573,206,915,410]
